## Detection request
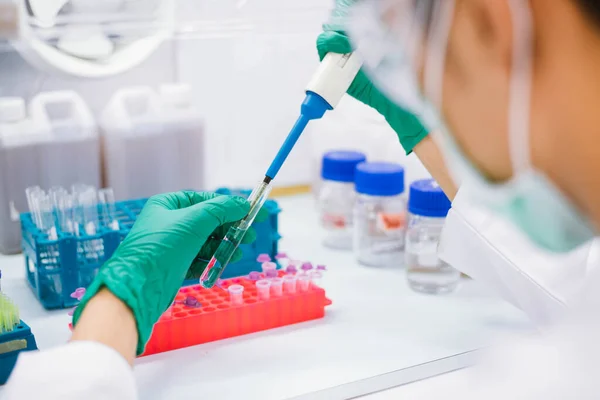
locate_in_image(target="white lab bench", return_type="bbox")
[0,195,533,399]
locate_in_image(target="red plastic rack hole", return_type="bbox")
[180,288,190,294]
[174,312,187,318]
[245,299,257,304]
[203,307,216,312]
[210,300,223,305]
[189,309,202,315]
[217,304,229,310]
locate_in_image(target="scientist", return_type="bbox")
[319,0,600,397]
[6,0,600,398]
[318,0,600,326]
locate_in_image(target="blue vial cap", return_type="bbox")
[355,162,405,196]
[408,179,451,217]
[321,151,367,182]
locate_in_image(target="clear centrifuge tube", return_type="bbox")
[56,193,75,234]
[80,188,99,236]
[199,179,273,288]
[25,186,43,228]
[98,188,119,230]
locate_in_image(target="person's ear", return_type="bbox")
[465,0,513,70]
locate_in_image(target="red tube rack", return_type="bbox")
[141,272,332,356]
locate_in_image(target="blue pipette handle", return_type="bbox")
[265,91,332,179]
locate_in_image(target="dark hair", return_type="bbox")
[577,0,600,26]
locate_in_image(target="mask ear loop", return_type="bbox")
[423,0,455,109]
[507,0,535,175]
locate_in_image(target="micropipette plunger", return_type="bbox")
[199,52,362,288]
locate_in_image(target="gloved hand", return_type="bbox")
[316,0,428,154]
[72,191,267,355]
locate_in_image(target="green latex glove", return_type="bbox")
[72,191,267,355]
[316,0,428,154]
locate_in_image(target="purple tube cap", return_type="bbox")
[70,288,86,300]
[301,262,313,272]
[248,271,261,281]
[265,270,278,278]
[317,265,327,271]
[285,266,298,274]
[182,296,201,308]
[256,254,271,262]
[275,252,288,259]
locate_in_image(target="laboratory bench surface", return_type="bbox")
[0,195,533,399]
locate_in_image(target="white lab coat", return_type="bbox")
[439,188,597,327]
[4,188,599,399]
[3,341,137,399]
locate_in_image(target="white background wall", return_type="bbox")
[0,0,430,191]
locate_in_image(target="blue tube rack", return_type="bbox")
[21,199,145,310]
[0,320,38,385]
[21,191,281,310]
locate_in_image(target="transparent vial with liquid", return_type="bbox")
[405,216,460,294]
[353,162,407,267]
[405,179,459,294]
[317,151,366,250]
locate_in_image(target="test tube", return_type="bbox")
[283,274,297,294]
[265,269,278,279]
[285,265,298,275]
[275,253,289,267]
[79,187,98,236]
[309,270,323,288]
[228,284,244,306]
[56,193,75,234]
[270,277,283,297]
[297,273,310,292]
[256,279,271,301]
[98,188,119,231]
[38,193,57,240]
[199,179,273,288]
[25,186,43,228]
[301,262,314,273]
[262,262,277,275]
[71,184,93,236]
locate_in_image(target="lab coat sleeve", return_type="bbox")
[3,341,137,400]
[438,188,596,327]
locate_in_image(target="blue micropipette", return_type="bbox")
[199,52,362,288]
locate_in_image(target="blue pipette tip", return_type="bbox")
[265,91,333,180]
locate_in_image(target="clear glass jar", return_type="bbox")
[317,150,366,250]
[318,180,357,249]
[353,162,406,267]
[405,179,460,294]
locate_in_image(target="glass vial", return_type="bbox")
[317,150,366,249]
[405,179,460,294]
[353,162,407,267]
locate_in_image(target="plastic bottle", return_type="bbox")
[317,150,366,249]
[0,98,45,254]
[29,91,100,190]
[405,179,460,294]
[353,162,407,267]
[158,84,205,191]
[100,86,178,200]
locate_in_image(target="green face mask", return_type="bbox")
[427,0,595,252]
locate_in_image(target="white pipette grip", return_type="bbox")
[305,52,362,109]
